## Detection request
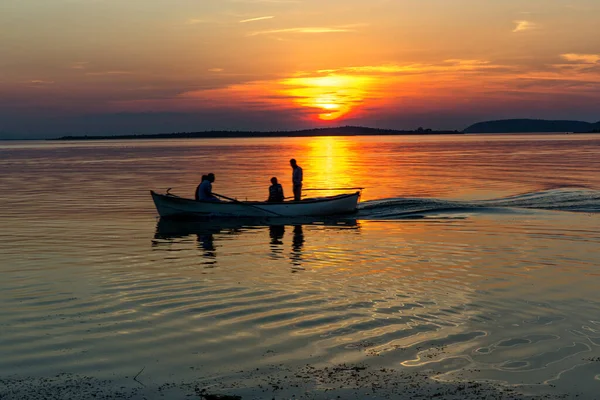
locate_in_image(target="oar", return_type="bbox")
[213,192,283,217]
[303,187,364,191]
[165,188,183,198]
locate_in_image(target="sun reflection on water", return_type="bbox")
[303,137,357,197]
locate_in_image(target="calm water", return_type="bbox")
[1,134,600,399]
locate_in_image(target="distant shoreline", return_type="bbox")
[2,119,598,140]
[49,126,461,141]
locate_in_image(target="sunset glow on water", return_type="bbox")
[1,136,600,399]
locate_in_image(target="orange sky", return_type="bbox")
[1,0,600,137]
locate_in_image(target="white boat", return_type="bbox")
[150,190,361,218]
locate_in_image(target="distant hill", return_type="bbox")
[463,119,598,133]
[52,126,461,140]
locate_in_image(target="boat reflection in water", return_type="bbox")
[153,217,359,269]
[291,225,305,268]
[267,224,306,269]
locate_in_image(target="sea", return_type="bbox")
[1,134,599,399]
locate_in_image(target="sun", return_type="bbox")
[318,103,340,110]
[280,74,370,121]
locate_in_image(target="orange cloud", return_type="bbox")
[513,20,537,32]
[99,55,599,123]
[85,71,133,76]
[561,53,600,64]
[248,24,365,36]
[240,16,274,23]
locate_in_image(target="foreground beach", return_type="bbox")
[1,362,580,399]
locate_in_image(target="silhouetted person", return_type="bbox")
[197,173,220,202]
[290,159,303,201]
[195,175,208,200]
[267,177,285,202]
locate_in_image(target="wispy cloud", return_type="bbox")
[561,53,600,64]
[513,20,537,33]
[345,65,411,73]
[319,60,500,76]
[85,71,133,76]
[29,80,55,85]
[240,16,274,23]
[70,61,89,70]
[444,59,490,66]
[208,68,224,72]
[25,80,55,88]
[248,24,363,36]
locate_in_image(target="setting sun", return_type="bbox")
[280,74,372,121]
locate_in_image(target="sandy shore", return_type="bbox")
[1,363,572,399]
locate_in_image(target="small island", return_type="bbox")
[463,119,600,133]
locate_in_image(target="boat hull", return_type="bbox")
[150,191,360,218]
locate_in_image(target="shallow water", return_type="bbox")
[1,134,600,399]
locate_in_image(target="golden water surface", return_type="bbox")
[1,134,599,399]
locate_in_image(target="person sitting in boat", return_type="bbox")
[196,173,220,202]
[195,175,207,201]
[290,158,303,201]
[267,177,285,202]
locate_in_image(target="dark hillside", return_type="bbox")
[463,119,594,133]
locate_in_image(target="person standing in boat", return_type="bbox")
[196,173,220,202]
[267,177,285,202]
[290,159,303,201]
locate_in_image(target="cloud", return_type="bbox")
[240,16,275,23]
[71,61,89,70]
[561,53,600,64]
[444,59,490,66]
[512,20,537,32]
[85,71,133,76]
[140,59,514,122]
[248,25,362,36]
[8,52,600,138]
[27,80,55,86]
[343,65,413,73]
[20,80,55,89]
[319,60,501,76]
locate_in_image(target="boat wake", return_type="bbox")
[357,188,600,220]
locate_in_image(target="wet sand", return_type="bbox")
[2,363,575,399]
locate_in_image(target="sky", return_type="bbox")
[1,0,600,138]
